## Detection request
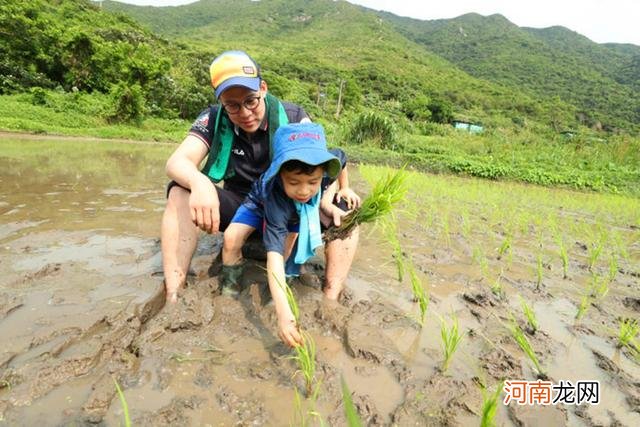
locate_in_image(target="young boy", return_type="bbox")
[221,123,360,347]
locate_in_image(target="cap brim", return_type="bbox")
[265,147,341,184]
[214,77,261,98]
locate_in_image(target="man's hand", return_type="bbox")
[278,313,303,347]
[189,175,220,233]
[321,204,348,227]
[335,187,361,210]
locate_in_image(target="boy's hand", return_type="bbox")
[335,187,361,210]
[278,313,303,347]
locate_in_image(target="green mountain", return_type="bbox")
[380,11,640,131]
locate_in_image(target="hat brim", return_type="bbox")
[264,147,341,190]
[214,77,261,98]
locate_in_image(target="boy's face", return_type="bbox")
[280,166,324,204]
[218,80,268,134]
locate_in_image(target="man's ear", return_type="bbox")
[260,80,268,93]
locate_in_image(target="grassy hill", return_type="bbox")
[380,11,640,132]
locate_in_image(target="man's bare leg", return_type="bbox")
[161,186,200,303]
[323,227,359,300]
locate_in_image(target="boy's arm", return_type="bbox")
[332,152,361,210]
[267,251,303,347]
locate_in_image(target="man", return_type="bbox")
[161,50,310,303]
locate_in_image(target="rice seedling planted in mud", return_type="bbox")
[519,296,538,334]
[555,234,569,279]
[341,376,363,427]
[509,321,545,378]
[292,386,325,427]
[617,318,639,349]
[407,261,429,326]
[535,252,544,291]
[324,167,407,242]
[480,381,504,427]
[440,314,464,372]
[113,377,132,427]
[278,276,317,397]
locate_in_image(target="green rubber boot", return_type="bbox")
[219,261,246,297]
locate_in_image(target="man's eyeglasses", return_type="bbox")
[222,95,261,115]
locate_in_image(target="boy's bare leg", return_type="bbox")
[222,223,256,265]
[323,226,359,300]
[161,186,200,303]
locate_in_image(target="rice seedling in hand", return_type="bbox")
[440,314,464,373]
[113,377,132,427]
[407,261,429,326]
[519,296,538,334]
[480,381,504,427]
[341,376,363,427]
[617,318,639,349]
[509,321,545,378]
[324,167,407,242]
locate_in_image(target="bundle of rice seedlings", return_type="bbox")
[324,168,407,242]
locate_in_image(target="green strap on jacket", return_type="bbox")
[201,93,289,182]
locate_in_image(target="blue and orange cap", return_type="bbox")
[209,50,261,98]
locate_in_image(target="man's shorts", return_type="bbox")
[166,181,245,232]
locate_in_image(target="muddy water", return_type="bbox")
[1,135,639,426]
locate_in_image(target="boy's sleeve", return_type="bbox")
[329,148,347,170]
[263,189,296,255]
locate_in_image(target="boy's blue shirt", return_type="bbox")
[244,148,347,255]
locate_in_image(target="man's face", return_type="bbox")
[218,81,268,134]
[279,166,324,204]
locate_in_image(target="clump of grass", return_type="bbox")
[509,321,545,377]
[440,314,464,372]
[480,381,504,427]
[113,377,132,427]
[407,261,429,326]
[519,296,538,334]
[324,168,407,242]
[341,376,363,427]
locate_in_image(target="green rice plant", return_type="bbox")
[535,252,544,290]
[617,318,639,349]
[490,275,504,298]
[341,376,363,427]
[480,381,504,427]
[509,321,545,377]
[441,213,451,247]
[589,274,609,300]
[587,237,605,272]
[384,220,405,282]
[608,253,618,283]
[407,261,429,326]
[292,383,325,427]
[555,234,570,279]
[293,330,318,397]
[497,233,512,261]
[324,168,407,242]
[439,314,464,373]
[112,377,132,427]
[575,294,592,320]
[519,296,538,333]
[277,276,317,397]
[460,208,472,241]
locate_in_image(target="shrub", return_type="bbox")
[109,82,145,124]
[344,110,397,149]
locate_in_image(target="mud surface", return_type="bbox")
[1,136,639,426]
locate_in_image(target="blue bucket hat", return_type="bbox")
[262,123,341,193]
